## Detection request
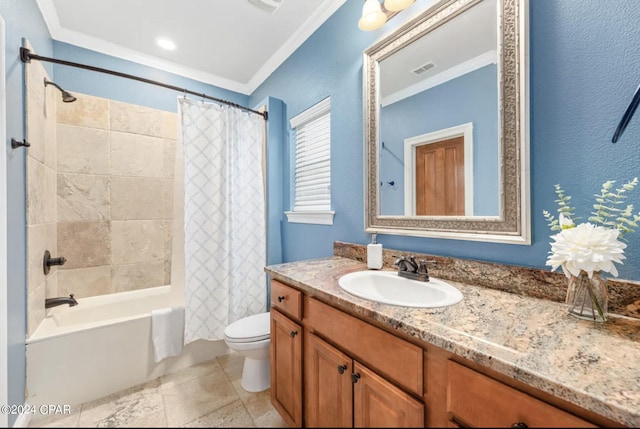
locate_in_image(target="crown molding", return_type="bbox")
[37,0,347,96]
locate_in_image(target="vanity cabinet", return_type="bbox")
[269,278,620,428]
[270,281,303,427]
[303,295,424,427]
[446,361,596,428]
[305,332,424,427]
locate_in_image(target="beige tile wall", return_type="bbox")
[56,95,178,300]
[26,51,180,336]
[25,41,59,337]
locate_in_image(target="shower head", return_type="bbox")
[44,78,77,103]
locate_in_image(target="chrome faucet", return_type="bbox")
[45,294,78,309]
[392,255,436,282]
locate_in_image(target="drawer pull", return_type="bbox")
[290,330,298,338]
[511,423,528,429]
[277,295,285,302]
[351,373,361,383]
[337,364,347,374]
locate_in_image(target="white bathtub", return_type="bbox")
[25,286,228,407]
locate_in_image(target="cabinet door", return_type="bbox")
[353,362,424,428]
[305,333,353,428]
[447,361,597,428]
[270,309,302,427]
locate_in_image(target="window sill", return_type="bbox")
[284,210,335,225]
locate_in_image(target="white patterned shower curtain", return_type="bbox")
[179,98,266,345]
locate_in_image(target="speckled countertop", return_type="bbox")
[265,256,640,427]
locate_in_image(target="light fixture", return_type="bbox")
[383,0,415,12]
[358,0,415,31]
[358,0,387,31]
[247,0,283,14]
[156,38,176,51]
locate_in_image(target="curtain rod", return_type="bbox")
[20,47,268,121]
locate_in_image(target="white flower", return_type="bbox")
[546,222,627,278]
[559,213,574,229]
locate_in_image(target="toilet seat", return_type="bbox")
[224,312,270,343]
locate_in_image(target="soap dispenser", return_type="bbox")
[367,234,383,270]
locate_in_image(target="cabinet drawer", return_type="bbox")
[270,280,302,321]
[447,361,596,428]
[305,297,423,396]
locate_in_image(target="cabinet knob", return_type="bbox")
[290,330,298,338]
[351,373,361,383]
[277,295,285,302]
[511,423,528,429]
[337,364,347,374]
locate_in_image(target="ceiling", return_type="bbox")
[380,0,497,105]
[36,0,347,95]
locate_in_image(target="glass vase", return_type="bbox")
[565,271,608,322]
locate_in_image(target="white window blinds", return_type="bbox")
[286,97,334,225]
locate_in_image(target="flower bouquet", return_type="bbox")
[543,178,640,321]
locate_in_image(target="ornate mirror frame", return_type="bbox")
[363,0,530,244]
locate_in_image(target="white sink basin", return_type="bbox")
[338,270,463,308]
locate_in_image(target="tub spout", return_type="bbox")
[45,294,78,309]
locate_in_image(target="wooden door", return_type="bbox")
[353,362,424,428]
[270,310,303,427]
[305,333,353,427]
[415,136,465,216]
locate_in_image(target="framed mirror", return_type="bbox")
[363,0,530,244]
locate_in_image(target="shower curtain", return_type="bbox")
[179,98,266,344]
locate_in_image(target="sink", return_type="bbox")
[338,270,463,308]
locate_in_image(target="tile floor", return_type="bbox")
[29,353,286,428]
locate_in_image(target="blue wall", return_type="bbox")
[250,0,640,280]
[1,0,52,425]
[379,64,499,216]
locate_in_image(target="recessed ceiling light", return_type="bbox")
[157,38,176,50]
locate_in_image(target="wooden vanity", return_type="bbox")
[266,256,640,428]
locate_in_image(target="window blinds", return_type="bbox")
[290,97,331,212]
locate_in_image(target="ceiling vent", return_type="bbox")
[248,0,284,14]
[411,61,436,76]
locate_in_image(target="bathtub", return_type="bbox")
[25,286,228,407]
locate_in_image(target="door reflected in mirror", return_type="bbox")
[378,0,498,217]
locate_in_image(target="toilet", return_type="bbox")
[223,311,271,392]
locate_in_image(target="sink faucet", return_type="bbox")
[392,255,436,282]
[45,294,78,309]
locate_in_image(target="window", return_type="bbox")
[285,97,334,225]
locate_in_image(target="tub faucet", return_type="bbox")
[45,294,78,309]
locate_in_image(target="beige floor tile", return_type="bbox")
[78,379,166,427]
[160,358,221,391]
[252,409,288,428]
[30,357,283,428]
[30,408,81,428]
[216,352,244,382]
[161,366,239,427]
[180,399,255,428]
[232,379,273,420]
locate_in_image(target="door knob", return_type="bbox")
[337,364,347,374]
[351,373,361,383]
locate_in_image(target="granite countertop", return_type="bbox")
[265,256,640,427]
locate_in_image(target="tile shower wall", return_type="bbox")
[25,63,179,337]
[25,42,58,337]
[55,94,178,299]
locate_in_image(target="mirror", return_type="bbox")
[363,0,530,244]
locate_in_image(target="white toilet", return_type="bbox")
[223,311,271,392]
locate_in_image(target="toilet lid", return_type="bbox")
[224,312,270,342]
